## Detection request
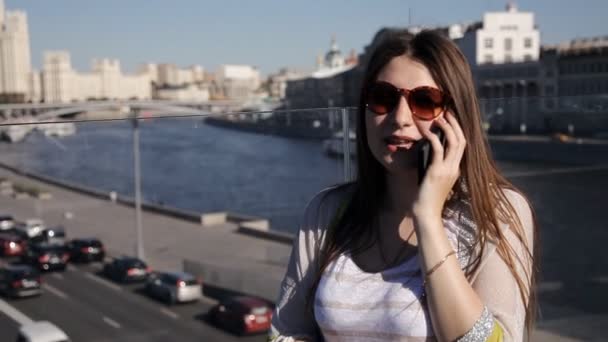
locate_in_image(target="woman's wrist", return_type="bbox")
[412,207,442,229]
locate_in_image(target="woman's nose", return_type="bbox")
[391,96,414,127]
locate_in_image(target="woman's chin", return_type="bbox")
[382,155,418,173]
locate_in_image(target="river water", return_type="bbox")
[0,117,346,233]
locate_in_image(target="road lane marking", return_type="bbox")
[51,273,64,280]
[66,265,77,272]
[506,164,608,178]
[0,298,34,325]
[43,284,68,299]
[102,316,121,329]
[82,273,122,291]
[159,308,179,319]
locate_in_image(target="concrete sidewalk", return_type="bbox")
[0,167,291,290]
[0,167,604,341]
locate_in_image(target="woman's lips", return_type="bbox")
[386,142,413,152]
[384,136,416,152]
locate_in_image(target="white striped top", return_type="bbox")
[314,251,434,341]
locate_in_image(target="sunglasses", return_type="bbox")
[365,81,451,120]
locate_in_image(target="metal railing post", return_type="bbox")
[341,108,351,182]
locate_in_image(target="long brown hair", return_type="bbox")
[308,30,539,337]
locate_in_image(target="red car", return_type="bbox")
[0,232,26,257]
[209,296,273,335]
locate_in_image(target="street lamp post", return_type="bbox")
[121,105,145,260]
[519,80,527,135]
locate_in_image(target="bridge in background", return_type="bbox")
[0,99,254,124]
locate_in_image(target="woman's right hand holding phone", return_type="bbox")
[412,111,467,224]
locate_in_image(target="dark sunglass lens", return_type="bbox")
[410,88,445,119]
[367,83,397,114]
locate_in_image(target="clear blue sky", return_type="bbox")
[8,0,608,75]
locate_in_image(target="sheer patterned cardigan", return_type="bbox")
[270,184,534,342]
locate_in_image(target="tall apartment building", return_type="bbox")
[0,0,32,102]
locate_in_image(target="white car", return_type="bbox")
[0,215,15,230]
[145,271,202,304]
[17,219,45,238]
[16,321,69,342]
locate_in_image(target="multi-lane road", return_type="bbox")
[0,260,266,341]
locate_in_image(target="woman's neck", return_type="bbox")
[383,168,419,218]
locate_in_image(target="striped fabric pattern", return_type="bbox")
[314,252,436,341]
[313,212,473,342]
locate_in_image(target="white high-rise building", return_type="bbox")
[0,0,32,100]
[42,51,152,103]
[138,63,159,84]
[153,63,205,86]
[457,2,540,66]
[42,51,74,103]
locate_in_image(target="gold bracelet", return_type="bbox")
[423,250,456,286]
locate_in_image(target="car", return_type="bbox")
[0,264,42,298]
[208,296,273,335]
[31,227,66,246]
[16,219,45,239]
[0,215,15,230]
[144,271,201,304]
[103,256,150,283]
[21,243,69,271]
[0,231,27,257]
[16,321,69,342]
[66,238,105,263]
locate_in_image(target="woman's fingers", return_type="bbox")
[426,125,444,166]
[433,114,458,161]
[434,112,465,166]
[446,111,466,144]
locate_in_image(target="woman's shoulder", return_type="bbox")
[501,187,531,210]
[499,187,535,245]
[300,182,356,234]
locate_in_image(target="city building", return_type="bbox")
[214,65,261,100]
[266,68,308,100]
[138,63,159,84]
[536,37,608,135]
[42,51,152,103]
[456,2,540,67]
[42,51,73,103]
[545,37,608,100]
[285,37,358,109]
[0,0,32,102]
[455,4,607,134]
[146,63,205,87]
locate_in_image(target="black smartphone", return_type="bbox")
[417,125,446,185]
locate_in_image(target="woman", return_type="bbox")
[270,30,538,342]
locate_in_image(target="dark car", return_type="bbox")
[208,296,273,335]
[30,226,67,246]
[103,256,150,283]
[0,231,27,257]
[21,243,69,271]
[66,238,105,263]
[0,264,42,298]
